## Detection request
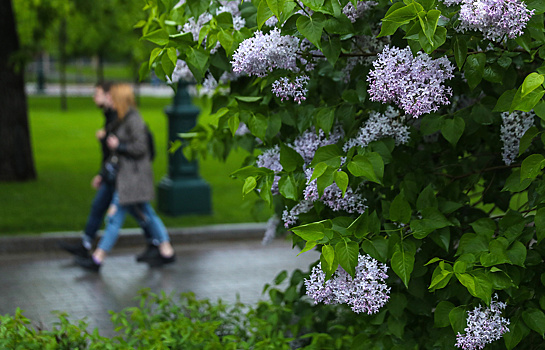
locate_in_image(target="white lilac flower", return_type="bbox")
[256,145,282,194]
[231,28,300,77]
[182,12,214,42]
[272,75,310,104]
[441,0,464,5]
[235,122,251,136]
[342,0,378,23]
[500,110,535,165]
[343,107,410,152]
[282,200,314,228]
[304,254,390,314]
[262,215,280,245]
[455,295,510,350]
[456,0,534,41]
[217,1,246,31]
[367,46,454,117]
[198,73,218,97]
[265,16,279,27]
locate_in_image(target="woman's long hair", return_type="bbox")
[109,83,136,119]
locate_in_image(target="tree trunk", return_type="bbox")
[0,0,36,181]
[97,54,104,83]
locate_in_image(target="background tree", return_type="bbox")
[0,0,36,181]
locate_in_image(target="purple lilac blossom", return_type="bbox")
[282,200,314,228]
[262,215,280,245]
[342,1,378,22]
[367,46,454,117]
[291,125,345,164]
[500,110,535,165]
[272,75,310,104]
[304,254,390,314]
[343,107,410,152]
[456,0,534,41]
[231,28,300,77]
[256,145,282,194]
[455,295,510,350]
[303,168,367,215]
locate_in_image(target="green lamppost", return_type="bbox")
[157,80,212,216]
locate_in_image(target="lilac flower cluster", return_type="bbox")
[454,0,534,41]
[169,59,195,84]
[455,296,510,350]
[262,215,280,245]
[342,1,377,23]
[231,28,300,77]
[303,169,367,216]
[367,46,454,117]
[256,145,282,194]
[343,107,410,152]
[304,254,390,314]
[272,75,310,104]
[500,110,535,165]
[282,200,314,228]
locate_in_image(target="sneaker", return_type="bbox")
[58,241,90,258]
[147,253,176,268]
[136,244,160,263]
[75,256,101,272]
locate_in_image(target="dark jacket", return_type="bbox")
[113,108,155,205]
[100,107,118,165]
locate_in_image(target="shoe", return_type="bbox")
[75,256,101,272]
[147,253,176,267]
[58,241,90,258]
[136,244,160,263]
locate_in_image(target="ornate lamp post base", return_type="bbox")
[157,80,212,216]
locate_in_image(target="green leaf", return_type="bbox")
[507,241,527,267]
[235,96,263,102]
[311,144,343,167]
[334,171,349,197]
[142,29,170,46]
[494,89,517,112]
[429,264,453,290]
[441,116,465,146]
[449,306,467,334]
[186,0,209,18]
[519,126,539,156]
[390,195,412,224]
[470,218,496,238]
[502,169,532,192]
[278,175,298,200]
[504,316,530,350]
[242,176,257,196]
[296,13,325,48]
[379,3,420,37]
[315,108,335,135]
[453,36,468,70]
[321,36,341,66]
[248,113,268,141]
[535,208,545,242]
[310,162,328,182]
[280,145,304,172]
[362,236,389,263]
[416,184,437,210]
[266,0,283,19]
[335,240,359,277]
[257,1,274,29]
[511,86,545,113]
[218,30,235,56]
[347,155,380,183]
[391,242,415,288]
[480,238,510,267]
[149,47,162,67]
[298,240,317,255]
[520,154,545,180]
[522,72,545,97]
[464,53,486,90]
[418,9,440,46]
[185,47,209,82]
[435,301,455,328]
[322,244,336,271]
[522,308,545,337]
[291,221,327,241]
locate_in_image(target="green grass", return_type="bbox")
[0,96,270,235]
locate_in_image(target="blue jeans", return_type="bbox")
[97,192,170,252]
[83,181,153,248]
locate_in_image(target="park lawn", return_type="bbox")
[0,96,269,235]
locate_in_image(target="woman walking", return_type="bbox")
[76,83,175,271]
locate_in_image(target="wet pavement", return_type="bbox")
[0,238,319,337]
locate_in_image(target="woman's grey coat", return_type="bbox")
[114,108,154,205]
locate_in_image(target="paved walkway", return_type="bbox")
[0,237,319,338]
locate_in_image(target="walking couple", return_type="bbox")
[59,82,175,271]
